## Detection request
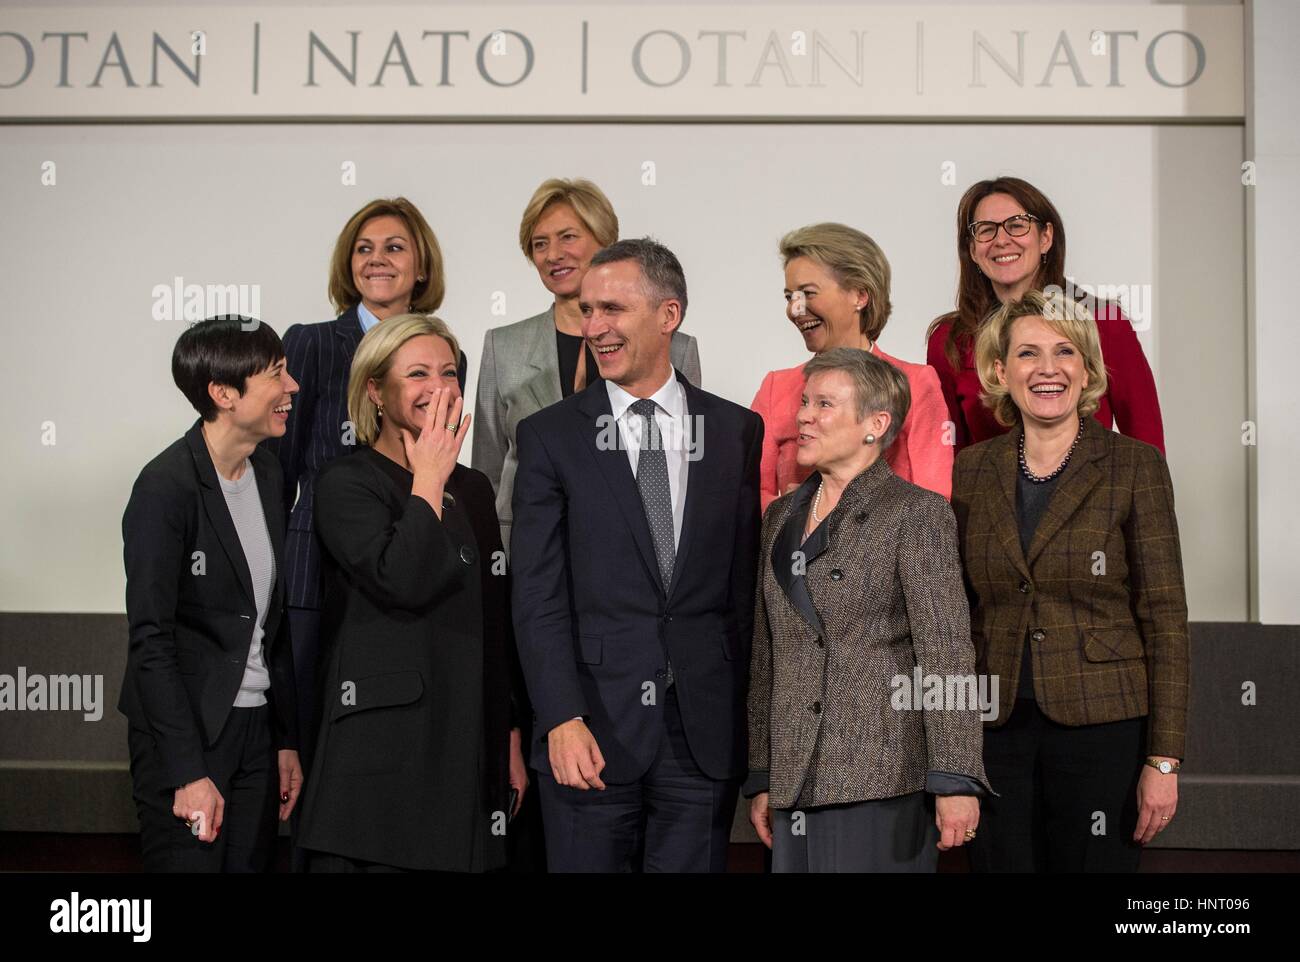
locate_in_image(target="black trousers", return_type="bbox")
[537,686,738,873]
[288,606,322,776]
[288,605,322,872]
[128,704,278,873]
[969,699,1145,873]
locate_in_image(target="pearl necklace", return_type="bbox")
[811,481,826,523]
[1019,417,1085,484]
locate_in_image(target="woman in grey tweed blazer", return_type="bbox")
[746,348,992,872]
[472,178,700,549]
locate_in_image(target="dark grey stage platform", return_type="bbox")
[1,614,1296,851]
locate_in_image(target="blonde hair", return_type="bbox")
[328,197,445,315]
[347,314,461,446]
[779,223,893,341]
[518,178,619,259]
[975,289,1108,428]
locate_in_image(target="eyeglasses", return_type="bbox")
[967,214,1040,243]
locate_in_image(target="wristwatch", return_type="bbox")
[1145,757,1181,774]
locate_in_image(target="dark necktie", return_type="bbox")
[631,397,675,687]
[631,398,675,591]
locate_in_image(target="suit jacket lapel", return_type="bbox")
[186,421,256,610]
[253,451,286,618]
[665,373,705,602]
[769,473,827,636]
[1025,418,1107,566]
[523,308,564,415]
[335,304,363,347]
[574,383,663,595]
[989,428,1032,581]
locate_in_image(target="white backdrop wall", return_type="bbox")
[0,121,1245,617]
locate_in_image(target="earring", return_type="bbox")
[864,433,876,445]
[1040,254,1047,265]
[377,404,384,417]
[417,275,425,282]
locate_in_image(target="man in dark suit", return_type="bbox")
[511,238,762,872]
[120,317,302,871]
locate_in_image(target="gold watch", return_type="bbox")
[1145,757,1181,774]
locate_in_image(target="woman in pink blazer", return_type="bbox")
[752,223,953,512]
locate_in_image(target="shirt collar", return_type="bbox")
[605,367,683,421]
[357,301,381,333]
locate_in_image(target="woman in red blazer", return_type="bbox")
[926,177,1164,454]
[752,223,953,512]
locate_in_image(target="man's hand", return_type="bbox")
[278,749,304,822]
[547,718,606,790]
[174,776,223,843]
[749,792,774,849]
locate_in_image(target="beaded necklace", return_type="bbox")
[1019,417,1085,483]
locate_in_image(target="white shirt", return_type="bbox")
[605,368,690,549]
[357,301,381,333]
[217,460,274,709]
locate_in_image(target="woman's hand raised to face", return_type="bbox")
[402,387,471,515]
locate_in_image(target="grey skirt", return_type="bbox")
[771,792,940,873]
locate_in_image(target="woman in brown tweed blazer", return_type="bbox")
[952,289,1189,873]
[746,348,991,873]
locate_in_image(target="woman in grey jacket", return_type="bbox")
[472,177,701,551]
[746,348,991,872]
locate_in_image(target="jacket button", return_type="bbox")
[1030,628,1046,643]
[815,635,825,649]
[855,511,867,523]
[829,569,843,581]
[459,545,476,565]
[1018,580,1031,594]
[810,701,822,714]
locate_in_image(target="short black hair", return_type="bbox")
[172,316,285,421]
[589,236,688,322]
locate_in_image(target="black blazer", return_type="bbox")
[297,449,517,872]
[510,371,763,783]
[263,306,468,610]
[118,420,298,789]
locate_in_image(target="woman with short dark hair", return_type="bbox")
[119,316,302,872]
